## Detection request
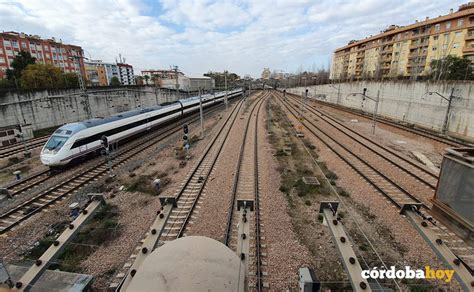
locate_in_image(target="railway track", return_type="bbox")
[0,103,229,205]
[0,136,49,159]
[285,94,438,191]
[0,102,234,234]
[157,97,246,243]
[110,94,248,290]
[278,92,424,208]
[112,92,270,291]
[224,93,267,291]
[275,90,474,272]
[282,96,434,207]
[289,92,470,148]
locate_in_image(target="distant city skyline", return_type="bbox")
[0,0,468,78]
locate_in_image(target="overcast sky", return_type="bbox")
[0,0,466,77]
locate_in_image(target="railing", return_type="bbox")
[462,46,474,53]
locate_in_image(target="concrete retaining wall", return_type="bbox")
[288,81,474,141]
[0,86,187,138]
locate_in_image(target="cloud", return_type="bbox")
[0,0,466,77]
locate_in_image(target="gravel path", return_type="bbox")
[256,98,313,290]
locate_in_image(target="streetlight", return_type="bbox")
[421,88,457,134]
[345,88,380,134]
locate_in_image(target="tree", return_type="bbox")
[204,71,240,88]
[62,73,79,88]
[0,78,16,90]
[20,63,79,89]
[7,51,36,80]
[20,64,62,89]
[430,55,473,80]
[144,75,150,85]
[136,75,144,85]
[110,76,121,86]
[151,74,160,86]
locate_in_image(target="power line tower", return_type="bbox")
[71,55,91,119]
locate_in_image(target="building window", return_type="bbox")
[458,19,464,27]
[433,35,439,40]
[434,24,440,32]
[453,43,460,49]
[21,42,27,49]
[455,31,462,37]
[444,33,449,42]
[0,56,5,63]
[446,21,451,29]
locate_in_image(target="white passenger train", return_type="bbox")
[40,89,243,167]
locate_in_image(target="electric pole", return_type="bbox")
[224,70,228,110]
[199,87,204,139]
[71,55,91,119]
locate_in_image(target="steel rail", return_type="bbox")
[0,101,233,234]
[286,91,469,147]
[276,92,424,210]
[285,95,438,189]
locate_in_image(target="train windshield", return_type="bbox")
[44,135,68,151]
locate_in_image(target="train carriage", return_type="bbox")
[40,89,242,167]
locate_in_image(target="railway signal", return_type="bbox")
[183,124,190,159]
[101,135,109,149]
[100,135,114,177]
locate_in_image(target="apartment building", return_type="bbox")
[330,3,474,80]
[117,63,135,85]
[84,60,119,86]
[0,31,85,79]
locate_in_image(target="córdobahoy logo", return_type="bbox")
[361,266,455,283]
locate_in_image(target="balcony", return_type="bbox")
[463,46,474,53]
[409,50,428,58]
[465,33,474,41]
[409,42,429,49]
